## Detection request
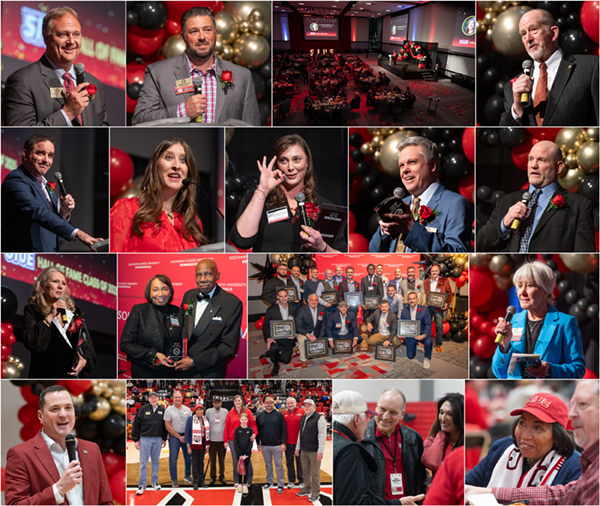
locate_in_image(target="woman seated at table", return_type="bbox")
[465,393,581,489]
[111,138,208,252]
[230,134,345,252]
[492,261,586,379]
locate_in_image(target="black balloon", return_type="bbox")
[554,270,564,283]
[355,161,369,176]
[536,1,561,17]
[127,82,142,100]
[31,382,44,396]
[443,152,471,180]
[494,80,506,97]
[1,286,18,322]
[225,176,234,194]
[452,329,467,343]
[349,133,363,147]
[113,434,126,456]
[351,149,365,162]
[368,213,381,236]
[371,187,386,201]
[587,304,599,318]
[135,1,169,30]
[490,190,505,205]
[555,16,568,31]
[421,128,444,143]
[500,128,529,149]
[300,266,308,275]
[101,413,126,439]
[484,96,504,126]
[437,141,451,155]
[560,2,577,15]
[477,185,492,201]
[576,298,589,311]
[450,322,460,333]
[363,174,377,189]
[484,68,500,86]
[451,267,462,278]
[561,28,587,55]
[458,319,467,329]
[568,304,588,324]
[226,193,240,209]
[287,256,301,268]
[566,11,580,27]
[76,418,99,440]
[233,175,246,192]
[594,205,598,231]
[546,259,557,270]
[565,289,580,304]
[127,9,139,25]
[486,129,501,146]
[558,279,571,293]
[477,54,490,71]
[579,176,599,202]
[472,361,489,378]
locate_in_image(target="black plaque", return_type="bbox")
[306,338,328,358]
[312,204,348,248]
[375,194,407,222]
[397,319,420,338]
[333,338,353,354]
[170,339,183,361]
[322,291,338,306]
[270,320,296,340]
[345,292,363,309]
[427,292,446,309]
[364,295,380,310]
[375,345,396,361]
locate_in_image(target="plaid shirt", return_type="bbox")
[176,54,217,123]
[494,440,599,505]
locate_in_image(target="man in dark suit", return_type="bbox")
[4,385,113,505]
[399,292,433,369]
[361,264,384,320]
[424,264,453,353]
[263,287,297,377]
[369,137,473,252]
[337,267,361,314]
[500,9,598,127]
[1,133,102,252]
[366,300,398,348]
[132,6,259,125]
[262,263,295,307]
[477,141,595,252]
[296,294,327,370]
[177,259,243,378]
[3,7,108,126]
[326,301,361,351]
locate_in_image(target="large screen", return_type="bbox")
[303,15,339,40]
[451,6,476,51]
[388,13,409,43]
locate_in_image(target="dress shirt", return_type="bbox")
[346,281,356,293]
[310,306,318,328]
[387,293,403,314]
[339,314,348,335]
[402,181,441,252]
[194,285,218,326]
[279,304,289,320]
[45,57,76,126]
[37,175,78,240]
[315,280,335,305]
[41,430,84,505]
[410,307,417,320]
[430,278,439,292]
[177,54,217,123]
[378,313,390,336]
[291,277,302,298]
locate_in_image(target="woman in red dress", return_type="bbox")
[110,138,208,252]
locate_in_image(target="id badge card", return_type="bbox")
[170,315,180,327]
[511,327,524,341]
[267,206,289,224]
[390,473,404,496]
[215,418,220,423]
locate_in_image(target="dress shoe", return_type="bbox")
[259,351,270,359]
[220,478,227,485]
[293,346,299,355]
[436,346,442,353]
[271,364,280,376]
[301,361,307,370]
[209,479,215,486]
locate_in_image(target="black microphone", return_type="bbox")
[510,191,532,232]
[54,172,67,197]
[393,187,405,199]
[65,434,77,463]
[57,297,68,324]
[193,76,203,95]
[74,62,85,86]
[495,305,516,344]
[134,57,169,114]
[182,179,224,219]
[295,192,310,227]
[520,60,533,105]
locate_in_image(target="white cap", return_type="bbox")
[332,390,377,416]
[303,398,315,406]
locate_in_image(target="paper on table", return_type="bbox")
[466,494,501,506]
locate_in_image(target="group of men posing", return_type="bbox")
[260,262,454,375]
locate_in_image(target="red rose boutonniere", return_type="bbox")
[47,181,57,194]
[86,84,97,101]
[217,70,235,91]
[68,312,85,335]
[417,308,422,313]
[320,312,324,316]
[346,320,350,325]
[546,194,566,212]
[183,298,195,316]
[416,205,439,225]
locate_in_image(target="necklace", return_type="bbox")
[163,208,174,224]
[527,317,542,332]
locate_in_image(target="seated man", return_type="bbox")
[366,300,399,348]
[326,302,361,351]
[262,287,297,377]
[296,294,327,370]
[399,292,433,369]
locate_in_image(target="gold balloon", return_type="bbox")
[215,37,224,54]
[556,128,585,152]
[559,254,599,274]
[565,152,579,168]
[249,8,264,21]
[479,1,497,11]
[251,19,265,35]
[109,380,125,394]
[162,34,186,59]
[484,12,497,24]
[221,45,234,60]
[477,20,488,34]
[585,128,599,142]
[15,360,24,371]
[494,274,513,291]
[360,142,374,156]
[2,361,20,378]
[577,141,599,174]
[378,130,419,176]
[215,11,239,45]
[89,397,111,421]
[224,2,270,23]
[491,6,532,57]
[368,128,382,136]
[103,387,114,398]
[455,257,466,267]
[464,262,469,271]
[73,393,85,406]
[92,385,104,397]
[110,395,127,415]
[379,128,396,137]
[226,128,235,146]
[486,27,494,43]
[371,136,383,148]
[232,34,270,69]
[495,1,510,11]
[239,20,250,33]
[373,150,381,163]
[488,255,513,275]
[559,167,586,192]
[262,21,271,39]
[470,254,491,268]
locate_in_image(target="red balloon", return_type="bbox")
[472,335,496,359]
[20,386,39,405]
[348,233,369,252]
[511,138,533,170]
[348,211,356,233]
[165,18,181,35]
[254,320,264,330]
[456,277,466,288]
[581,1,599,43]
[20,425,38,442]
[470,314,484,331]
[109,468,126,505]
[1,323,15,346]
[62,380,93,396]
[470,268,494,308]
[526,128,558,142]
[458,173,474,203]
[442,321,450,335]
[488,307,508,326]
[431,320,437,337]
[1,344,11,362]
[18,403,38,424]
[126,61,146,86]
[110,148,134,196]
[479,321,495,338]
[127,25,164,56]
[462,127,475,164]
[583,368,599,379]
[350,177,364,192]
[102,452,122,477]
[349,190,357,205]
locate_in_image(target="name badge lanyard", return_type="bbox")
[380,431,399,472]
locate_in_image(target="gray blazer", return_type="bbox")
[3,54,108,126]
[132,54,260,125]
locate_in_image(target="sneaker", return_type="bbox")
[193,484,198,490]
[299,483,305,488]
[220,478,227,485]
[184,477,193,484]
[202,482,208,489]
[297,491,311,497]
[209,479,215,486]
[242,485,249,494]
[136,486,145,495]
[263,483,272,489]
[277,486,284,494]
[152,483,161,491]
[309,495,319,502]
[287,482,294,489]
[423,357,431,369]
[172,481,179,488]
[237,485,243,493]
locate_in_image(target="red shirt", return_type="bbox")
[223,409,257,442]
[376,423,405,500]
[283,408,304,445]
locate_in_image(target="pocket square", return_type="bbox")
[212,316,222,321]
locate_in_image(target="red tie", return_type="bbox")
[533,62,547,126]
[63,72,83,126]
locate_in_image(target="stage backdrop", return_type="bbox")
[314,253,425,281]
[118,254,247,379]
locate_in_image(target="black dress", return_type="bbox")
[22,303,97,379]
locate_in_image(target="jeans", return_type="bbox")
[429,308,444,346]
[168,434,192,482]
[262,445,284,486]
[138,437,162,487]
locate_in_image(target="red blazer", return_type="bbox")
[424,276,453,310]
[5,431,113,505]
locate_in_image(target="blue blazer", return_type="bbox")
[492,306,586,379]
[369,183,473,253]
[1,166,75,252]
[296,304,327,338]
[326,310,360,341]
[466,437,582,487]
[399,305,432,338]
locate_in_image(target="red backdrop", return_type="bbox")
[313,253,425,280]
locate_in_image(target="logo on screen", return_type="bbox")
[310,22,319,31]
[20,6,46,48]
[462,16,476,36]
[391,25,397,35]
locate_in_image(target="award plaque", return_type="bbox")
[333,339,353,354]
[364,295,380,310]
[375,345,396,361]
[427,292,446,309]
[345,292,363,309]
[322,291,338,306]
[286,286,299,301]
[398,319,420,338]
[306,338,328,358]
[271,320,296,340]
[374,194,407,222]
[171,339,183,361]
[312,204,348,248]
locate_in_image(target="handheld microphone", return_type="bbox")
[65,434,77,463]
[510,192,532,232]
[54,172,67,197]
[182,179,224,219]
[295,192,310,227]
[520,60,533,105]
[74,62,85,86]
[495,305,516,344]
[134,57,169,114]
[57,297,68,324]
[376,187,406,222]
[192,76,203,123]
[393,187,405,199]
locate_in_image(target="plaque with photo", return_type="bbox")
[270,320,296,340]
[364,295,380,310]
[322,291,338,306]
[375,345,396,361]
[427,292,446,309]
[344,292,363,309]
[286,286,299,301]
[397,319,420,338]
[305,338,328,358]
[333,339,353,354]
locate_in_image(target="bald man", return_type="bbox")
[178,259,243,377]
[477,141,595,252]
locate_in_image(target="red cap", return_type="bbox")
[510,393,569,427]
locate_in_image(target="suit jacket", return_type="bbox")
[261,277,295,306]
[399,305,432,338]
[500,54,599,126]
[2,166,76,252]
[295,304,327,338]
[4,431,113,505]
[360,275,384,299]
[366,309,398,337]
[369,184,473,253]
[326,310,359,339]
[181,285,243,378]
[399,277,427,303]
[424,277,453,312]
[132,54,260,125]
[477,185,596,252]
[492,306,586,379]
[337,279,360,303]
[263,304,297,341]
[3,54,108,126]
[388,277,403,295]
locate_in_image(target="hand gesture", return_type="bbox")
[174,357,195,372]
[185,93,207,119]
[63,83,90,121]
[56,460,83,496]
[300,225,327,251]
[257,155,284,195]
[155,353,175,368]
[59,194,75,218]
[379,210,415,237]
[502,200,529,229]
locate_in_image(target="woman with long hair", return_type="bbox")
[110,138,209,252]
[22,267,96,378]
[224,394,257,489]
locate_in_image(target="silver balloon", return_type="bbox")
[378,130,419,176]
[491,5,532,57]
[232,34,270,69]
[215,11,239,45]
[251,19,265,35]
[249,8,264,21]
[224,2,270,23]
[577,141,599,174]
[559,254,599,274]
[239,20,250,33]
[221,45,234,60]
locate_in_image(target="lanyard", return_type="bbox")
[380,431,399,473]
[332,429,351,440]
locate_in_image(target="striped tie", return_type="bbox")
[533,62,547,126]
[519,188,542,252]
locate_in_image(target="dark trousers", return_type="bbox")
[209,441,225,480]
[191,447,206,486]
[429,308,444,346]
[269,339,295,366]
[285,443,303,483]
